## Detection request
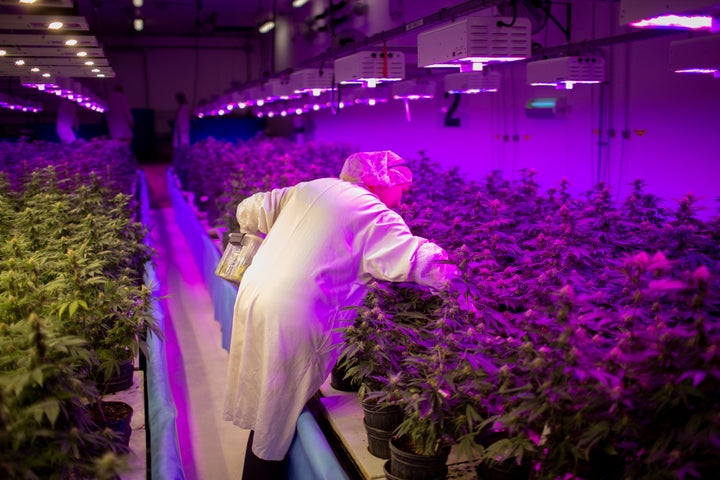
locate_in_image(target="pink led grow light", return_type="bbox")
[631,14,714,29]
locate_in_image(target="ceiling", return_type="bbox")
[0,0,275,80]
[75,0,266,38]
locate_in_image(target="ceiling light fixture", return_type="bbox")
[0,93,42,113]
[76,51,87,57]
[444,71,500,94]
[132,0,144,7]
[258,19,275,34]
[620,0,720,30]
[417,13,531,71]
[669,34,720,77]
[21,76,107,112]
[65,39,77,46]
[263,77,298,102]
[292,0,309,7]
[334,50,405,87]
[48,21,63,30]
[134,18,144,31]
[19,1,38,4]
[391,78,436,100]
[289,68,335,96]
[526,55,605,90]
[84,60,94,65]
[15,59,25,66]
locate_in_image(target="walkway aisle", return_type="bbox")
[143,164,247,480]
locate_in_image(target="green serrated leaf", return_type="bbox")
[31,367,44,386]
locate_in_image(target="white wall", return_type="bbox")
[93,36,263,136]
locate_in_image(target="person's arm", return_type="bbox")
[235,186,293,235]
[359,209,459,290]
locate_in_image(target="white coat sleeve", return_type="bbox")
[235,186,292,235]
[360,210,459,291]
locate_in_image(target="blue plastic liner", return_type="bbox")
[137,170,186,480]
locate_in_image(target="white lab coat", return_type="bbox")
[173,103,190,149]
[56,100,78,144]
[105,91,133,141]
[223,177,455,460]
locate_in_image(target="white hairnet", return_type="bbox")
[339,150,413,187]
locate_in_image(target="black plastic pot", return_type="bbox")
[98,358,134,394]
[361,399,403,458]
[364,419,394,459]
[389,436,450,480]
[329,360,360,392]
[87,401,134,452]
[361,399,403,430]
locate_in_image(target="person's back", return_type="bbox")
[173,92,190,149]
[244,177,425,310]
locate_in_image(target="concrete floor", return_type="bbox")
[142,162,248,480]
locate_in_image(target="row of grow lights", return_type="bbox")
[21,76,106,112]
[195,70,508,118]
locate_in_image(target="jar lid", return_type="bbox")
[228,232,245,244]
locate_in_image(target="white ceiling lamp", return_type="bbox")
[526,55,605,90]
[669,34,720,77]
[134,18,144,31]
[334,50,405,88]
[292,0,309,7]
[0,34,100,48]
[444,70,500,94]
[620,0,720,30]
[289,68,335,96]
[132,0,144,7]
[0,15,88,31]
[417,13,531,72]
[258,15,275,34]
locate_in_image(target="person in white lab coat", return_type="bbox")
[56,99,78,144]
[223,150,459,479]
[105,84,134,142]
[173,92,190,151]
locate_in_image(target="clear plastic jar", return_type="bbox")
[215,232,264,283]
